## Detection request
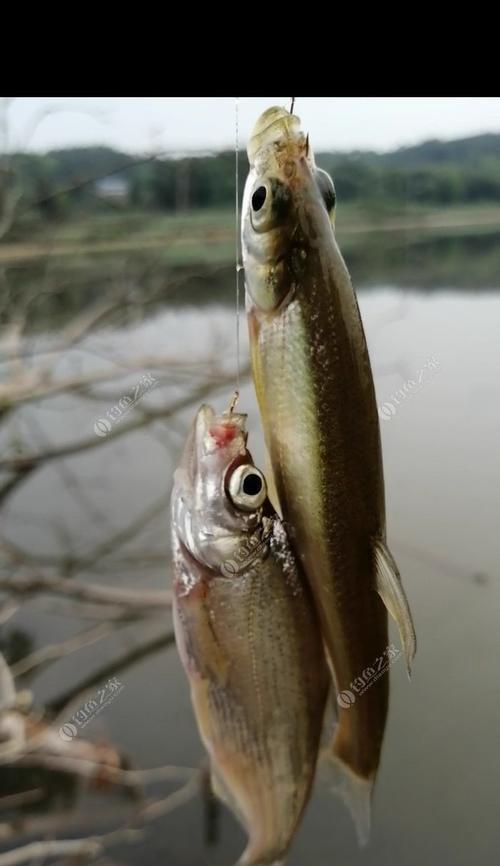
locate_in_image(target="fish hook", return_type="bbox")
[228,390,239,414]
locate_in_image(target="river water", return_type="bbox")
[1,268,499,864]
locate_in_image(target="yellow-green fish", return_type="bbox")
[241,106,416,841]
[171,404,329,865]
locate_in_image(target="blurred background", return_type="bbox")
[0,96,499,866]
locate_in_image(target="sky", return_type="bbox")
[3,97,500,155]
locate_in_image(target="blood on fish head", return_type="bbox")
[208,422,238,448]
[171,405,268,572]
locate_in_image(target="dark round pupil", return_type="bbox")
[325,189,335,213]
[242,473,263,496]
[324,188,336,212]
[252,186,267,211]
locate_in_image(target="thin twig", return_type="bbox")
[0,371,247,472]
[0,789,43,810]
[49,630,175,718]
[0,575,172,610]
[0,774,201,866]
[11,623,112,678]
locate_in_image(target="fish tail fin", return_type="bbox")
[237,857,285,866]
[236,859,285,866]
[237,837,286,866]
[320,745,373,846]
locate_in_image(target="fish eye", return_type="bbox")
[252,186,267,211]
[315,168,336,215]
[227,464,267,512]
[249,178,290,233]
[242,473,263,495]
[323,186,336,212]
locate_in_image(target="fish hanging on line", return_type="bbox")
[241,104,416,843]
[171,403,329,865]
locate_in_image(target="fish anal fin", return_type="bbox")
[374,540,416,678]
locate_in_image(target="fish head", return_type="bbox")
[242,105,336,312]
[171,404,268,571]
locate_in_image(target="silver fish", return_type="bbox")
[171,404,329,865]
[241,106,416,841]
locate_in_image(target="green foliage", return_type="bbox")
[5,133,500,231]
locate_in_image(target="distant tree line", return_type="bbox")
[4,133,500,226]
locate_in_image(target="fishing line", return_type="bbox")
[230,96,241,414]
[228,97,294,416]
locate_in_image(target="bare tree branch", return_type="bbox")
[11,623,112,678]
[0,838,102,866]
[0,575,171,611]
[0,371,244,473]
[0,770,201,866]
[49,630,175,718]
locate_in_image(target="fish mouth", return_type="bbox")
[248,105,306,166]
[185,406,250,495]
[194,404,247,449]
[194,404,216,444]
[178,405,215,490]
[180,406,249,490]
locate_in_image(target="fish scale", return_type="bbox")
[171,405,329,865]
[242,105,416,842]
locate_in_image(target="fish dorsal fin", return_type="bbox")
[374,540,416,678]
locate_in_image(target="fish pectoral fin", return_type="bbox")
[374,540,416,678]
[265,450,282,519]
